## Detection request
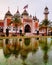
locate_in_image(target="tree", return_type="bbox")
[11,16,22,35]
[40,19,50,35]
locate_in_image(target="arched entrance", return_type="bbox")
[24,24,31,33]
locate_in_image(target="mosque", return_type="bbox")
[0,6,50,36]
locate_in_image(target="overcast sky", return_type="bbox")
[0,0,52,22]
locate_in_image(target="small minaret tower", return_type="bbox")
[44,6,49,20]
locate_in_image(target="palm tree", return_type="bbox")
[11,16,22,35]
[40,19,50,35]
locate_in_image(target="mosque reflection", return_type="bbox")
[39,38,52,65]
[0,37,52,65]
[2,38,39,64]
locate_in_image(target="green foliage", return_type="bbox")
[42,19,50,26]
[12,17,22,27]
[32,49,38,54]
[10,16,22,34]
[4,52,11,58]
[13,17,21,23]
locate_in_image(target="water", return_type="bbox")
[0,37,52,65]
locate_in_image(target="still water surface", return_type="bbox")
[0,37,52,65]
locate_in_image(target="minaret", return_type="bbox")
[44,6,49,20]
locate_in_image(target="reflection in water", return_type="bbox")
[0,39,3,48]
[43,38,49,65]
[2,38,39,65]
[20,50,29,65]
[4,39,21,58]
[32,39,39,54]
[5,39,9,44]
[0,37,52,65]
[3,39,11,59]
[24,38,30,46]
[43,52,48,65]
[39,38,49,65]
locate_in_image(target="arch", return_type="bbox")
[24,24,31,33]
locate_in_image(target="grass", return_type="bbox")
[0,35,52,39]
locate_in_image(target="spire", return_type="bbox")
[14,7,20,18]
[33,12,37,20]
[35,12,36,16]
[8,6,10,11]
[5,7,12,18]
[30,14,32,18]
[16,6,19,13]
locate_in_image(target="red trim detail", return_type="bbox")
[7,19,11,26]
[23,19,32,22]
[0,22,4,26]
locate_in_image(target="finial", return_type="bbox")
[8,6,10,11]
[17,6,19,10]
[35,12,36,16]
[16,6,19,13]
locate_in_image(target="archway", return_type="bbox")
[24,24,31,33]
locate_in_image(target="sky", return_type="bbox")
[0,0,52,22]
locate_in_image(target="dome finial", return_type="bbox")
[35,12,36,16]
[5,7,12,17]
[8,6,10,11]
[16,6,19,13]
[14,6,20,17]
[17,6,19,12]
[17,6,19,10]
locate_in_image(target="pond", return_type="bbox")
[0,37,52,65]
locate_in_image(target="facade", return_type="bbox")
[0,9,39,35]
[0,6,51,36]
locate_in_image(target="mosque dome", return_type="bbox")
[14,10,20,18]
[22,9,29,16]
[45,6,48,10]
[5,10,12,17]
